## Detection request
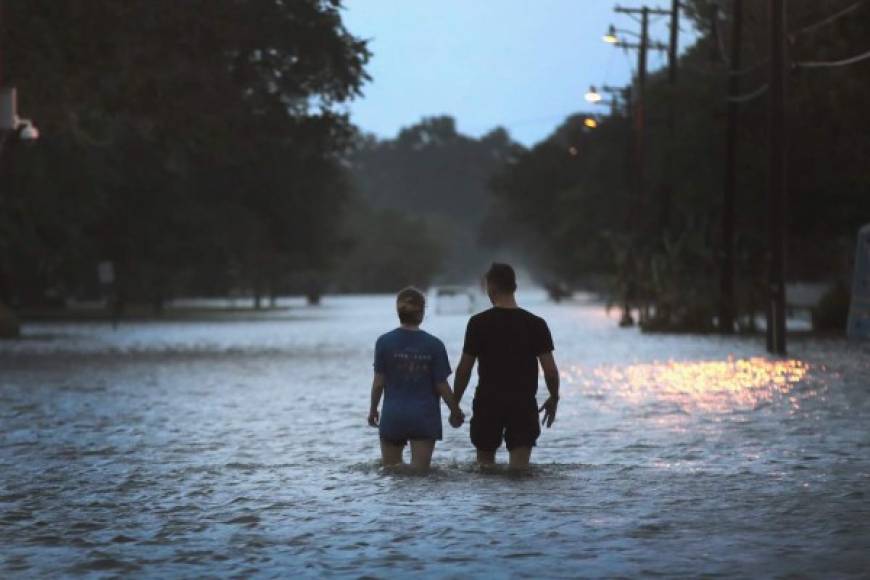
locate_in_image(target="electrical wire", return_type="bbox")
[726,83,769,103]
[789,0,865,39]
[794,47,870,68]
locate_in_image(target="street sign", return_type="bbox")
[847,224,870,340]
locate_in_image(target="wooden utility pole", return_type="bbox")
[767,0,787,354]
[660,0,680,232]
[638,7,649,207]
[614,5,670,211]
[720,0,743,334]
[612,4,670,328]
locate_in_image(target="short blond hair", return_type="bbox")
[396,287,425,325]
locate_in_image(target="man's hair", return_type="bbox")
[485,262,517,294]
[396,286,425,325]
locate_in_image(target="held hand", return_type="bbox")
[449,408,465,429]
[538,396,558,428]
[367,408,379,427]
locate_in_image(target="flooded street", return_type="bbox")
[1,293,869,578]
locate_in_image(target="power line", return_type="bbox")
[726,83,769,103]
[789,0,865,39]
[794,47,870,68]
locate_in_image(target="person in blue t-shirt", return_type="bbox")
[368,287,465,470]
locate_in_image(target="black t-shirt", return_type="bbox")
[462,307,554,400]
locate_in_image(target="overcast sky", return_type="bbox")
[342,0,693,147]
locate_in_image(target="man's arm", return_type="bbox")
[368,372,385,427]
[452,353,476,405]
[538,352,560,428]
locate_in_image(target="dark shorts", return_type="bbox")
[470,396,541,452]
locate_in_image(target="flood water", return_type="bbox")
[1,293,869,578]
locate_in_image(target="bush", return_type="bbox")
[812,282,851,333]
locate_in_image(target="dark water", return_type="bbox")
[1,294,869,578]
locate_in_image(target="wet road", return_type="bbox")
[1,293,869,578]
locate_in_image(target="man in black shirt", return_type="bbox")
[453,263,560,469]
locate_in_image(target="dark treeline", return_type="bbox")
[489,0,869,331]
[337,117,523,292]
[0,1,524,318]
[1,0,368,313]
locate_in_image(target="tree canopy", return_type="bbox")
[1,0,369,309]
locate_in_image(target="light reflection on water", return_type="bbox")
[1,293,869,578]
[565,357,809,415]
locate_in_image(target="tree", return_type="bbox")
[347,117,524,286]
[0,0,370,313]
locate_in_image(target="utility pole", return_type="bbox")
[720,0,743,334]
[668,0,679,85]
[638,7,649,208]
[660,0,680,232]
[767,0,787,354]
[611,4,669,327]
[613,5,671,212]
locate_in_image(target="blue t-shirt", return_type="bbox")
[374,328,452,442]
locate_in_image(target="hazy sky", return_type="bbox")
[343,1,693,147]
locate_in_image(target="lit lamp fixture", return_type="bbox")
[0,88,39,142]
[584,117,598,129]
[17,119,39,141]
[584,85,602,103]
[603,25,619,44]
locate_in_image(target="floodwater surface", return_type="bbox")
[1,294,869,578]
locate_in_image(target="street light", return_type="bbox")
[584,117,598,129]
[585,85,603,103]
[603,24,645,46]
[1,88,39,145]
[17,119,39,141]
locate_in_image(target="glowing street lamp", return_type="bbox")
[584,117,598,129]
[584,85,603,103]
[603,24,619,44]
[1,88,39,143]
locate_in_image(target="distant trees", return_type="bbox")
[1,0,369,310]
[340,116,524,290]
[491,0,870,331]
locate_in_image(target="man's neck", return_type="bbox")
[492,294,519,309]
[400,323,421,331]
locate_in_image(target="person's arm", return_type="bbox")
[435,381,464,427]
[537,352,560,428]
[452,353,476,406]
[368,372,385,427]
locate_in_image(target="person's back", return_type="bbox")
[464,307,552,402]
[375,327,445,442]
[452,263,560,469]
[367,287,464,471]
